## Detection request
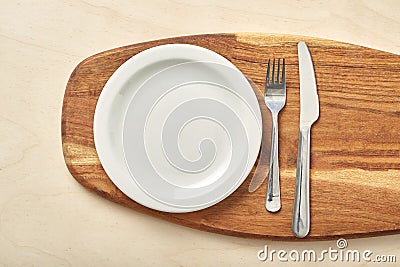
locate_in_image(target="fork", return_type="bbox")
[264,58,286,212]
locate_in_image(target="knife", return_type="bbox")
[292,42,319,238]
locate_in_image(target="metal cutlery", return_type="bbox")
[264,58,286,212]
[292,42,319,238]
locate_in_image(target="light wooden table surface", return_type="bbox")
[1,1,399,266]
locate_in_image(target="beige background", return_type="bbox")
[1,0,399,266]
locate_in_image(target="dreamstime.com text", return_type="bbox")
[257,238,397,263]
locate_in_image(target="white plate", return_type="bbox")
[123,62,262,208]
[94,44,259,212]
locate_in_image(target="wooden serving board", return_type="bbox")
[62,33,400,240]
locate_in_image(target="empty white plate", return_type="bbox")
[123,61,262,209]
[94,44,261,212]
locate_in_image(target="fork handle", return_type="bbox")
[265,113,281,212]
[292,126,311,238]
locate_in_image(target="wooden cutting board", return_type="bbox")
[62,33,400,240]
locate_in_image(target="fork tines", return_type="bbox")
[266,58,286,85]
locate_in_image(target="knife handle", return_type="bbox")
[292,126,311,238]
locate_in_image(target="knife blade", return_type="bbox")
[298,42,319,126]
[292,42,319,238]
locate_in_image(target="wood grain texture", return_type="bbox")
[62,33,400,240]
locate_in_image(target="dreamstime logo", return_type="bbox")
[257,238,397,263]
[336,238,348,249]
